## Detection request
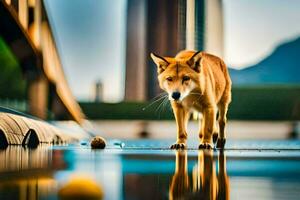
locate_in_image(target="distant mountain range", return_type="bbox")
[229,37,300,85]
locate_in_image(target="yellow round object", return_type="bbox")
[58,178,103,200]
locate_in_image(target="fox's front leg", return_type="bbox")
[170,102,190,149]
[199,107,216,149]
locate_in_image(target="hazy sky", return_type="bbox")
[45,0,300,102]
[45,0,127,102]
[223,0,300,68]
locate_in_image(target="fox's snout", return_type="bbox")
[171,92,181,100]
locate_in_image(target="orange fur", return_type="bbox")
[151,50,231,149]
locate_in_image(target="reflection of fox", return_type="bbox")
[151,50,231,149]
[169,150,229,200]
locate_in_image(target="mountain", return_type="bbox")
[229,37,300,85]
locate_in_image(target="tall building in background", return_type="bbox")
[125,0,184,101]
[94,80,103,102]
[125,0,224,101]
[204,0,224,58]
[124,0,147,101]
[194,0,224,57]
[146,0,186,99]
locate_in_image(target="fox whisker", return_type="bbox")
[189,92,202,96]
[142,93,168,111]
[155,95,168,115]
[158,96,170,118]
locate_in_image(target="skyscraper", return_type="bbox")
[125,0,224,101]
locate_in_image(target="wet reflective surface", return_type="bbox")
[1,140,300,200]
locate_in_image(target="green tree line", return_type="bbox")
[0,37,26,99]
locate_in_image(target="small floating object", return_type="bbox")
[91,136,106,149]
[80,140,88,146]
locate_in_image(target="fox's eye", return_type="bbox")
[182,76,190,82]
[166,77,173,81]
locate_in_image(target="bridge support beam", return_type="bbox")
[18,0,28,30]
[28,75,48,119]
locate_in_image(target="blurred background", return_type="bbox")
[1,0,300,140]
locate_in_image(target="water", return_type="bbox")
[0,140,300,200]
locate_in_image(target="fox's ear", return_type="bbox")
[187,51,202,72]
[150,53,169,73]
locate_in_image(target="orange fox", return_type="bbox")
[151,50,231,149]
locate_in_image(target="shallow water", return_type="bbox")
[1,140,300,200]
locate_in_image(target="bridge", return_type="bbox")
[0,0,84,124]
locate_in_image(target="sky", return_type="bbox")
[45,0,300,102]
[44,0,127,102]
[223,0,300,68]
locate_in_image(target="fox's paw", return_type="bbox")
[212,133,218,144]
[170,143,186,149]
[198,143,213,150]
[216,138,226,149]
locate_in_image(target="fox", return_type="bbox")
[150,50,231,149]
